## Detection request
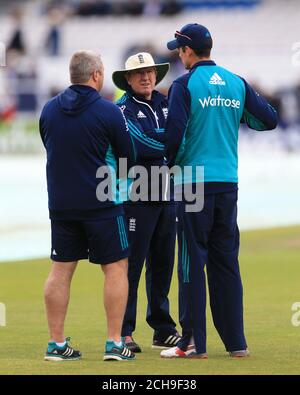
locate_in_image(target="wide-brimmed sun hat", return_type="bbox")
[112,52,169,91]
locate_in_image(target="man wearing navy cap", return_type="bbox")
[161,23,278,358]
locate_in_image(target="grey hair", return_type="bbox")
[69,50,103,84]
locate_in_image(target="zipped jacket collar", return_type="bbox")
[190,60,216,72]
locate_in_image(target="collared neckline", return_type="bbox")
[190,60,216,72]
[127,89,164,107]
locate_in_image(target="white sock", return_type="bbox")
[55,341,67,347]
[107,339,123,347]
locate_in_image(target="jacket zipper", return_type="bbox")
[132,96,169,201]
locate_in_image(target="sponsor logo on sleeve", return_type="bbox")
[162,107,168,119]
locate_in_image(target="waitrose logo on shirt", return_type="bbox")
[199,95,241,109]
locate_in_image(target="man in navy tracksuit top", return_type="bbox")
[160,24,278,359]
[112,52,181,352]
[40,51,136,362]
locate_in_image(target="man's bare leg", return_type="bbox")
[101,258,128,342]
[44,261,78,342]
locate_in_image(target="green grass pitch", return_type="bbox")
[1,226,300,375]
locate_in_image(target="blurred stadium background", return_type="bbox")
[1,0,300,261]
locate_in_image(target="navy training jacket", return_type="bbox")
[166,60,278,192]
[116,89,172,202]
[40,84,135,220]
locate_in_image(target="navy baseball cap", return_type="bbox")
[167,23,212,51]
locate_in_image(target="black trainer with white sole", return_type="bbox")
[152,333,181,349]
[124,339,142,353]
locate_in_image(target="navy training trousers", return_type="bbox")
[177,190,247,354]
[122,202,177,338]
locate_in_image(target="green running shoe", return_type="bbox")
[103,340,135,361]
[44,337,81,361]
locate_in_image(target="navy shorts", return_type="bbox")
[50,215,129,265]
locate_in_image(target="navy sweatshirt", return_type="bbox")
[40,84,135,220]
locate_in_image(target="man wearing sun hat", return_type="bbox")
[112,52,181,353]
[160,23,278,359]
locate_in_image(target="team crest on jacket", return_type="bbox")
[129,217,136,231]
[162,107,168,119]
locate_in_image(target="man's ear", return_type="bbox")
[187,46,194,55]
[92,70,98,82]
[125,72,131,85]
